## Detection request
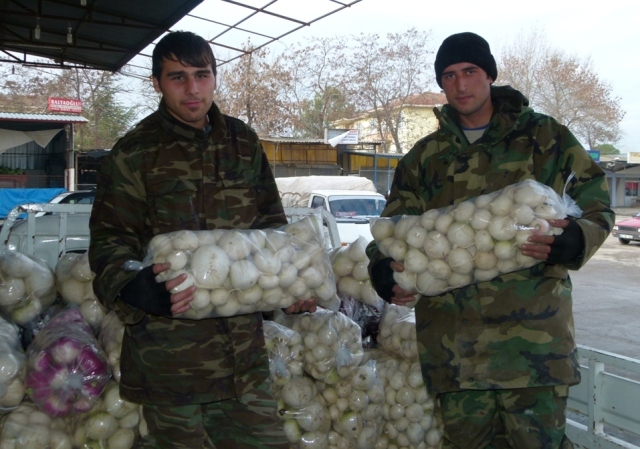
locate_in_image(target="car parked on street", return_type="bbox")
[611,212,640,244]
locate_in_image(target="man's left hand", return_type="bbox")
[521,218,585,264]
[284,298,317,314]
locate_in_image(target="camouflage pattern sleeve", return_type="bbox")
[89,136,151,324]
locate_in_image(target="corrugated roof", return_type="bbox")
[261,137,327,144]
[0,112,88,123]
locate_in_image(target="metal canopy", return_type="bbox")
[0,0,362,72]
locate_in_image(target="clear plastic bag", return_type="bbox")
[376,303,418,361]
[124,215,340,318]
[274,308,364,385]
[55,252,106,333]
[263,320,304,388]
[24,306,111,417]
[0,249,57,326]
[0,316,25,412]
[370,178,583,297]
[330,236,385,310]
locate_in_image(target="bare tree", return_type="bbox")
[282,37,355,138]
[349,28,434,153]
[214,42,293,136]
[497,29,625,149]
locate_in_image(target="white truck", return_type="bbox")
[275,176,387,245]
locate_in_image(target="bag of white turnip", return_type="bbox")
[71,380,141,449]
[272,374,331,448]
[0,249,57,327]
[55,253,106,332]
[330,236,385,310]
[0,316,25,412]
[124,215,340,319]
[365,349,444,449]
[24,306,111,417]
[274,307,364,385]
[263,320,304,388]
[377,303,418,361]
[98,311,125,383]
[0,401,76,448]
[370,178,583,298]
[323,359,385,448]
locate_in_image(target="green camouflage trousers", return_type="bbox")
[137,396,289,449]
[439,385,574,449]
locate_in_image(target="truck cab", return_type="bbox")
[308,190,386,243]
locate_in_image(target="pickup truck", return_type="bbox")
[276,176,387,245]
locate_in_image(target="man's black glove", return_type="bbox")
[546,219,585,265]
[370,258,397,304]
[119,265,172,316]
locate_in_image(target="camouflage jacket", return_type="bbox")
[89,100,287,405]
[368,85,614,394]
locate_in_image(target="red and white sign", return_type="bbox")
[48,97,82,113]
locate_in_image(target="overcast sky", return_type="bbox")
[161,0,639,153]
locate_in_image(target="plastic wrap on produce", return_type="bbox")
[0,249,57,326]
[274,308,364,385]
[55,252,106,332]
[263,320,304,388]
[364,348,444,449]
[24,306,111,417]
[272,374,331,448]
[124,215,340,318]
[376,304,418,361]
[330,236,385,310]
[0,316,25,412]
[370,178,583,297]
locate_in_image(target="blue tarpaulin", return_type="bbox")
[0,188,66,219]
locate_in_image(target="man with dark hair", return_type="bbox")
[367,32,614,449]
[89,30,314,448]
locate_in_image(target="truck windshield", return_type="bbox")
[332,198,386,218]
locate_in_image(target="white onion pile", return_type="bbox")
[322,360,385,449]
[275,308,364,385]
[371,179,576,297]
[274,375,331,448]
[366,350,443,449]
[330,236,384,309]
[73,380,141,449]
[55,253,106,332]
[0,401,74,449]
[376,304,418,361]
[0,316,25,411]
[148,217,339,318]
[0,250,56,326]
[263,321,305,387]
[98,311,125,383]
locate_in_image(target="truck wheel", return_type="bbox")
[619,238,630,245]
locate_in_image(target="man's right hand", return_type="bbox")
[119,263,195,316]
[370,258,417,306]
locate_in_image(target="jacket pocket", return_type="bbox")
[147,178,199,232]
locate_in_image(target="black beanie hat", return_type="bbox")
[434,32,497,88]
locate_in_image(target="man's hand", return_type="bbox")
[119,263,195,316]
[370,258,418,306]
[520,218,585,264]
[284,298,317,315]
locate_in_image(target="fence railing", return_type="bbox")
[567,345,640,449]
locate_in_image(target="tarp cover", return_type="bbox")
[275,176,377,208]
[0,188,65,218]
[0,128,64,153]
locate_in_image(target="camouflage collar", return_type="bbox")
[436,85,532,147]
[157,99,228,142]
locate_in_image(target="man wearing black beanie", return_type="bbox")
[367,32,613,449]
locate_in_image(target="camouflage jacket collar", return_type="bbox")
[435,85,533,150]
[157,99,228,142]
